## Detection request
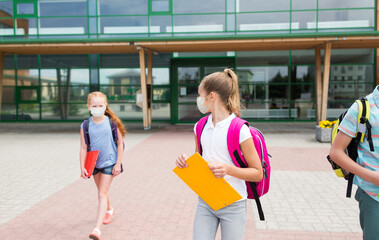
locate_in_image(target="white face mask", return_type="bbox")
[196,96,209,114]
[90,106,106,117]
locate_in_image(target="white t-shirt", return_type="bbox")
[194,113,252,199]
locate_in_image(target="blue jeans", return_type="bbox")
[355,187,379,240]
[193,197,246,240]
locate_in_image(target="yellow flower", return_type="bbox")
[319,120,337,128]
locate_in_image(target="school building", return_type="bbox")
[0,0,379,128]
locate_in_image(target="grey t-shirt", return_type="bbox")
[81,116,117,169]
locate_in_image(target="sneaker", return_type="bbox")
[103,208,114,224]
[89,228,101,240]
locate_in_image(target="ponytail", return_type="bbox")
[105,106,127,137]
[224,69,241,117]
[88,91,127,137]
[201,68,241,117]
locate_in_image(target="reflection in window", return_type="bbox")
[238,0,290,12]
[99,0,148,15]
[17,69,39,86]
[99,68,141,85]
[316,10,374,30]
[172,15,224,33]
[17,3,34,15]
[318,0,374,9]
[100,16,149,34]
[178,67,200,84]
[0,2,12,16]
[39,18,87,35]
[173,0,224,14]
[152,0,170,12]
[39,1,87,17]
[238,12,291,31]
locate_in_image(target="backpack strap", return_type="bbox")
[356,98,374,151]
[82,118,90,152]
[108,117,125,151]
[195,116,209,155]
[227,117,265,221]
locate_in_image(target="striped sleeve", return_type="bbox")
[338,102,358,138]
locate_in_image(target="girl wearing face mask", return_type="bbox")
[79,91,126,240]
[176,69,263,240]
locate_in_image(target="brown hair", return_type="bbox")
[87,91,127,137]
[201,68,241,117]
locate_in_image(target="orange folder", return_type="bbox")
[84,150,99,178]
[173,153,242,211]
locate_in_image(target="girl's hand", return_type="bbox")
[176,153,188,168]
[209,162,230,178]
[81,168,88,179]
[113,163,122,176]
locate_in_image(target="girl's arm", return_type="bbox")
[113,127,124,176]
[329,131,379,186]
[209,137,263,182]
[80,128,88,178]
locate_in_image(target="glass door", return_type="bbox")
[171,57,235,123]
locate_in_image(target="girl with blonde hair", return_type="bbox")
[176,69,263,240]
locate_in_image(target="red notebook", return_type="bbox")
[84,150,99,178]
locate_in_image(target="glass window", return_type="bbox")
[292,11,316,30]
[318,0,374,9]
[41,103,89,120]
[39,1,87,16]
[237,12,290,32]
[152,103,170,120]
[40,69,90,86]
[330,49,374,64]
[152,68,169,85]
[152,0,170,12]
[2,86,15,103]
[330,65,373,83]
[150,16,171,34]
[317,10,374,30]
[0,1,13,16]
[238,0,290,12]
[1,104,16,120]
[178,67,200,84]
[0,18,14,37]
[178,104,200,121]
[17,55,38,69]
[173,0,224,13]
[15,18,37,36]
[40,55,89,68]
[17,3,34,15]
[100,16,149,34]
[18,103,39,120]
[172,15,225,33]
[3,70,15,86]
[100,54,140,68]
[291,50,315,64]
[40,86,89,103]
[38,17,87,35]
[99,0,148,15]
[17,69,39,86]
[100,68,141,85]
[292,66,315,84]
[153,87,170,100]
[292,0,316,10]
[237,51,290,65]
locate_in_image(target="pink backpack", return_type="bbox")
[195,116,271,221]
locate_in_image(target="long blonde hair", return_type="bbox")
[87,91,127,137]
[201,69,241,117]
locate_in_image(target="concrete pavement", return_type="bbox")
[0,122,363,239]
